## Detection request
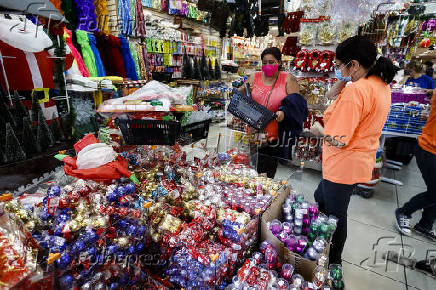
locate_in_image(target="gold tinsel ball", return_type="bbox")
[4,201,19,212]
[81,218,92,228]
[93,216,107,228]
[117,236,129,247]
[69,220,80,231]
[25,220,36,231]
[151,232,160,243]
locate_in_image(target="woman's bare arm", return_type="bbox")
[238,74,255,95]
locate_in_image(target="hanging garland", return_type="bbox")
[61,0,79,31]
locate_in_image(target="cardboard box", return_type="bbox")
[261,186,328,281]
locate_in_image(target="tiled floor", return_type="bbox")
[206,123,436,290]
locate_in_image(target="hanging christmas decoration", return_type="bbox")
[21,117,40,157]
[201,51,209,80]
[182,47,193,79]
[31,93,43,123]
[214,60,221,80]
[49,114,64,143]
[36,110,55,150]
[208,58,214,80]
[13,92,30,130]
[5,122,26,163]
[193,57,202,80]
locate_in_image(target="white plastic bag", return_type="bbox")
[76,143,117,169]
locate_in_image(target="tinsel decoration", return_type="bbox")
[181,47,193,79]
[31,93,43,123]
[62,99,76,141]
[0,116,6,138]
[76,30,98,77]
[75,0,98,31]
[129,42,142,79]
[135,0,146,37]
[214,60,221,80]
[208,59,214,80]
[88,34,106,77]
[13,92,30,130]
[49,113,64,142]
[193,57,202,80]
[36,110,55,150]
[5,122,26,163]
[94,0,110,32]
[0,96,17,129]
[61,0,79,30]
[200,51,209,80]
[0,147,6,164]
[21,117,40,157]
[119,36,138,80]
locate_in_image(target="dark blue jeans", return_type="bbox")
[400,145,436,230]
[314,179,356,264]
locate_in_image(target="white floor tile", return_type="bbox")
[394,168,426,189]
[342,219,407,283]
[342,261,407,290]
[402,236,436,290]
[348,181,398,231]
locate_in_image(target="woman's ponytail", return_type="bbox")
[367,56,399,84]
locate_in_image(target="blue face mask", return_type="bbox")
[335,68,352,82]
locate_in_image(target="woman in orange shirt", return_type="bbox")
[395,93,436,241]
[313,36,397,264]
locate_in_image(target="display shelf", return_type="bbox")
[300,44,337,51]
[381,131,419,138]
[0,141,73,192]
[294,70,334,78]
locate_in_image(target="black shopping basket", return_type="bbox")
[115,118,181,145]
[178,119,211,145]
[227,88,276,130]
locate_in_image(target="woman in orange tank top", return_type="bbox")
[241,47,300,178]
